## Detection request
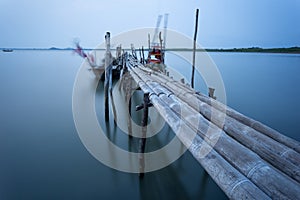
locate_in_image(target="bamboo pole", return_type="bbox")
[191,9,199,88]
[124,73,133,138]
[137,92,151,178]
[104,32,111,121]
[142,46,145,64]
[139,48,142,63]
[109,67,117,124]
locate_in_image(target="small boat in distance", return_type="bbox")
[2,49,13,52]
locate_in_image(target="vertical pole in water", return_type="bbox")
[125,72,133,138]
[109,67,117,124]
[159,32,163,63]
[208,87,216,100]
[138,92,151,178]
[128,89,132,138]
[142,46,145,64]
[148,34,151,51]
[191,9,199,89]
[104,32,111,121]
[163,13,168,64]
[139,48,142,63]
[131,44,137,60]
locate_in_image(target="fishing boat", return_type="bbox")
[145,15,168,72]
[2,49,13,52]
[146,42,166,72]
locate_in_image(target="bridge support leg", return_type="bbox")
[104,70,110,122]
[136,92,153,178]
[109,67,117,125]
[124,74,133,138]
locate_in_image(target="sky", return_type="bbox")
[0,0,299,48]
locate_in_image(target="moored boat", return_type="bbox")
[2,49,13,52]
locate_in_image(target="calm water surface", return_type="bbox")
[0,50,299,199]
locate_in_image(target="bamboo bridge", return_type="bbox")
[95,32,300,200]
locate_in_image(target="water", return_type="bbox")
[0,50,299,199]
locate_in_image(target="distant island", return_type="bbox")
[167,47,300,54]
[205,47,300,54]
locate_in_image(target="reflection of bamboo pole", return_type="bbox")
[191,9,199,89]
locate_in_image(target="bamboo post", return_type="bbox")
[159,31,163,63]
[142,46,145,64]
[148,34,151,52]
[191,9,199,88]
[208,87,216,99]
[124,73,133,138]
[128,94,132,138]
[163,13,168,64]
[136,92,152,178]
[131,44,137,60]
[104,32,111,121]
[109,67,117,124]
[139,48,142,63]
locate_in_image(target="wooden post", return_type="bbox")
[142,46,145,64]
[163,13,168,64]
[131,44,137,60]
[104,32,111,121]
[137,92,152,178]
[128,94,132,138]
[148,34,151,51]
[109,67,117,124]
[139,48,142,63]
[116,45,121,59]
[124,73,133,138]
[208,87,216,99]
[191,9,199,89]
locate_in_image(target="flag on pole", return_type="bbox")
[74,43,87,58]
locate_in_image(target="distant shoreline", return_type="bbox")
[167,47,300,54]
[2,47,300,54]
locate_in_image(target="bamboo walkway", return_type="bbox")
[97,31,300,199]
[121,53,300,200]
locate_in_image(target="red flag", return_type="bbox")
[74,43,87,58]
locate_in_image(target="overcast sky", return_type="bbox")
[0,0,299,48]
